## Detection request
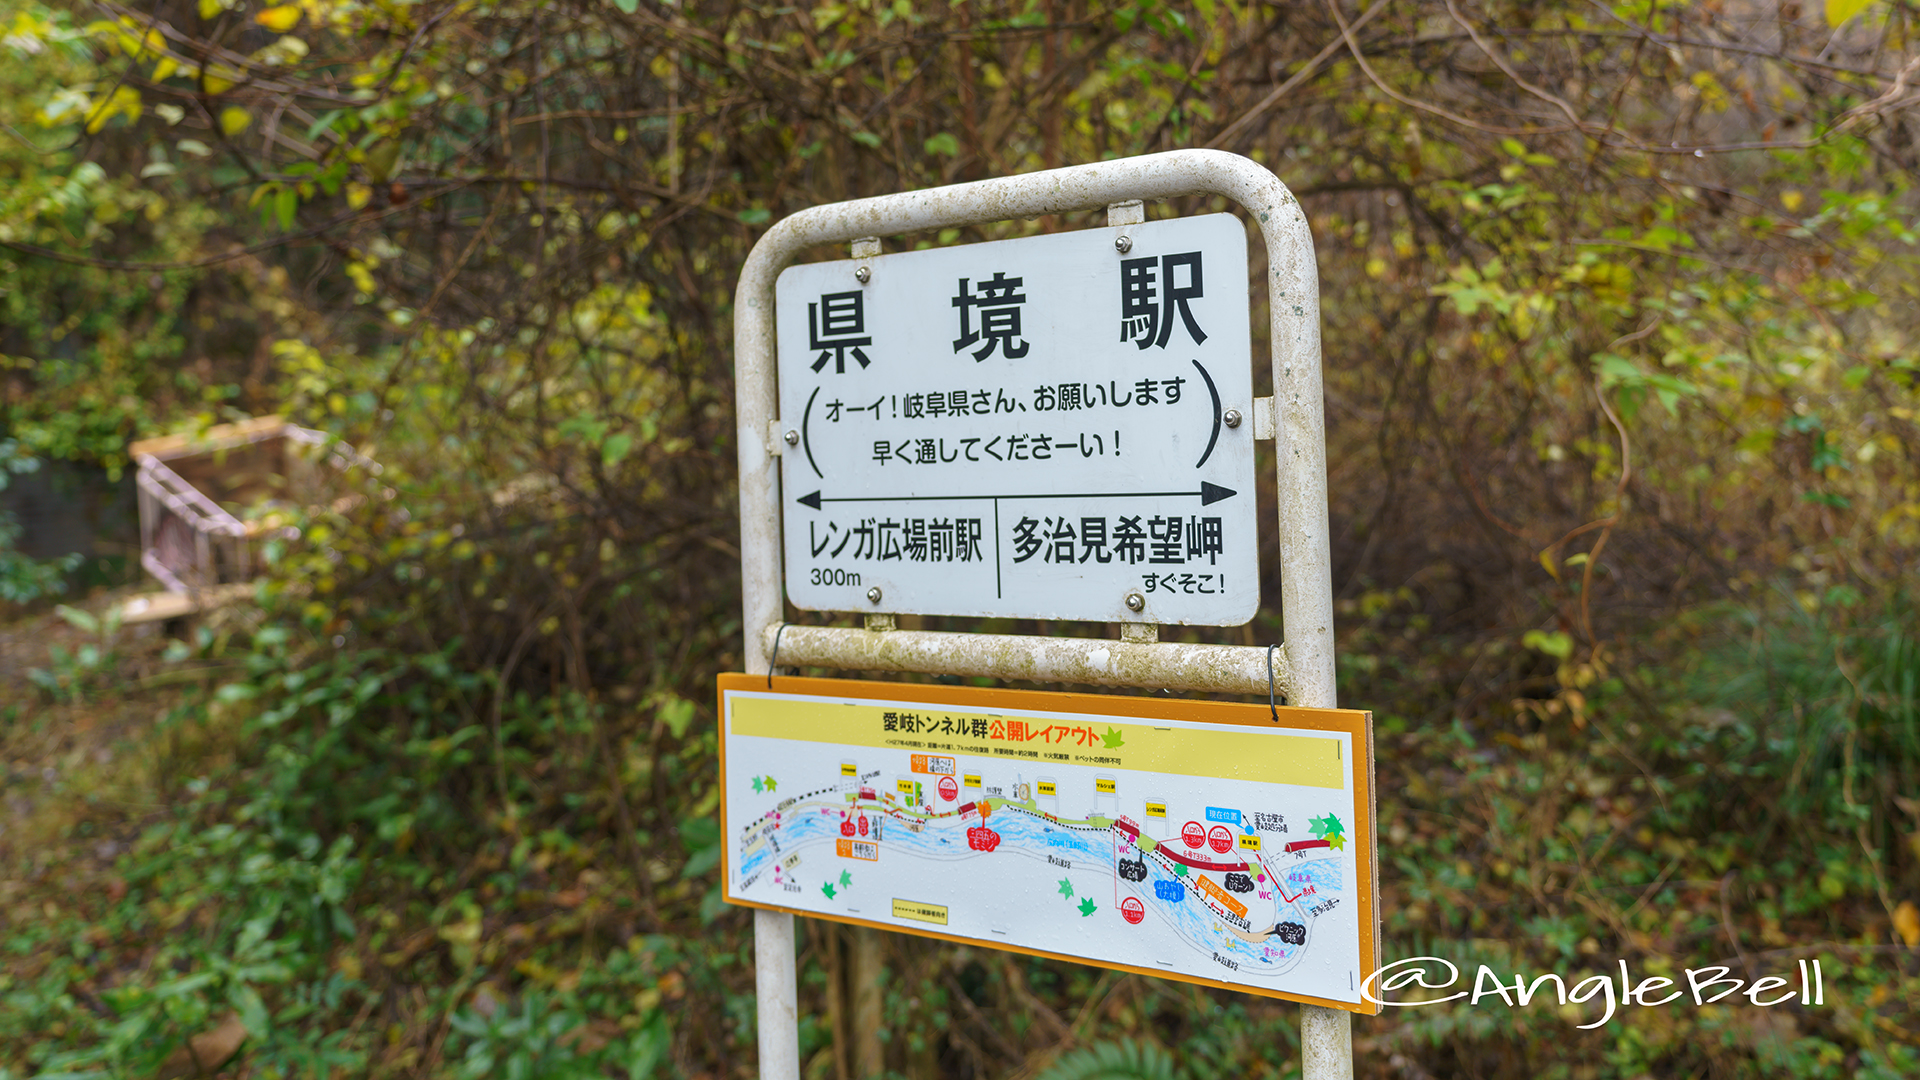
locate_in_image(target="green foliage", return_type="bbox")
[0,614,711,1078]
[5,583,1919,1077]
[23,640,110,703]
[1352,586,1920,1079]
[447,991,669,1080]
[1038,1038,1181,1080]
[0,515,74,604]
[24,600,127,704]
[0,1,276,471]
[1683,593,1920,868]
[6,0,1916,623]
[0,439,80,603]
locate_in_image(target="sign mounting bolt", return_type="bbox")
[1223,409,1242,429]
[1114,235,1133,254]
[854,266,871,284]
[783,429,800,446]
[866,586,883,605]
[1124,592,1145,613]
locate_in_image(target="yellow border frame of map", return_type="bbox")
[716,673,1381,1015]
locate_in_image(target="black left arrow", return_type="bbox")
[796,485,1237,508]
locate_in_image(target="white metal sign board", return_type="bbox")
[719,675,1380,1012]
[776,214,1257,624]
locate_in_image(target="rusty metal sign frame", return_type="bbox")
[731,150,1354,1080]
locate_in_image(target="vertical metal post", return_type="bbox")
[753,909,801,1080]
[1250,134,1347,1080]
[849,927,885,1078]
[1301,1003,1353,1080]
[736,154,799,1080]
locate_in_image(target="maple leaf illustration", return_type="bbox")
[821,882,836,899]
[1078,897,1097,916]
[750,777,764,794]
[764,776,777,792]
[1327,832,1346,851]
[1057,877,1075,898]
[1102,726,1125,750]
[839,870,852,887]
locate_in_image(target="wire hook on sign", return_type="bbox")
[769,623,789,688]
[1267,642,1283,722]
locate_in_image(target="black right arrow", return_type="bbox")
[1199,482,1237,506]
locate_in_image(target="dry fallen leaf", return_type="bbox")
[1894,900,1920,949]
[155,1012,247,1080]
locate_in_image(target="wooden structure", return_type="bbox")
[129,416,367,601]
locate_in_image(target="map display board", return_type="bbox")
[775,214,1257,625]
[717,674,1380,1013]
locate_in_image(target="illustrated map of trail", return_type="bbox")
[720,682,1374,1007]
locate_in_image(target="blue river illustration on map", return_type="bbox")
[737,791,1347,977]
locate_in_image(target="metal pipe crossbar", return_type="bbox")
[761,624,1301,702]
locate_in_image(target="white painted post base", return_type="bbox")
[754,910,801,1080]
[1301,1004,1353,1080]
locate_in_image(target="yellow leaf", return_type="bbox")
[346,183,371,210]
[198,0,223,18]
[85,86,142,133]
[1826,0,1879,27]
[1782,190,1804,213]
[112,86,142,126]
[255,4,302,31]
[153,56,178,81]
[202,65,240,94]
[1896,900,1920,948]
[219,106,250,136]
